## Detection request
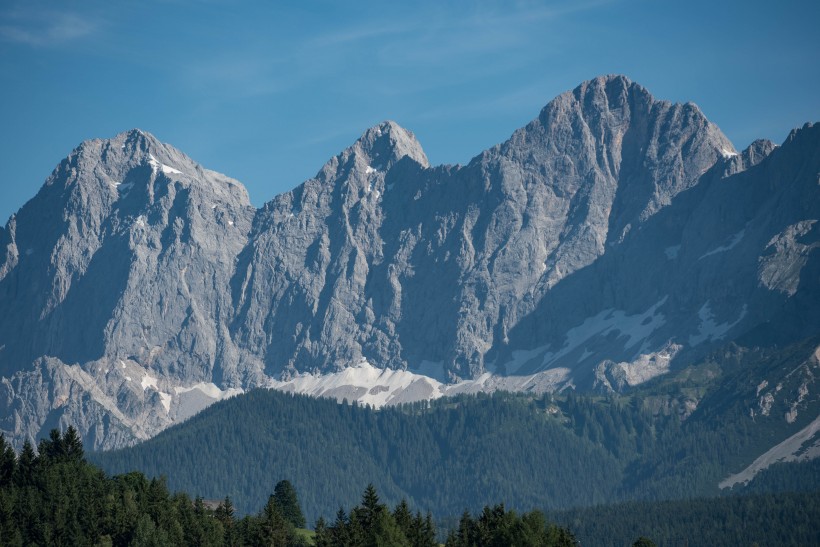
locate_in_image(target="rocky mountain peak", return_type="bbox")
[57,129,251,207]
[571,73,641,105]
[1,77,818,451]
[351,120,429,171]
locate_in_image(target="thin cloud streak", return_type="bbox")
[0,10,98,47]
[178,0,615,102]
[415,82,555,124]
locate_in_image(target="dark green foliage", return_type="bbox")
[315,484,438,547]
[94,390,624,521]
[275,479,307,528]
[89,336,820,531]
[738,458,820,493]
[550,491,820,546]
[0,428,310,546]
[7,427,818,546]
[0,435,16,490]
[444,504,575,547]
[93,373,820,524]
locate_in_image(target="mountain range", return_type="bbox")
[0,75,818,452]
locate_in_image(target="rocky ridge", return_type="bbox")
[0,76,818,449]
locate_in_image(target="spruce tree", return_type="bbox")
[392,499,413,539]
[0,435,16,487]
[260,494,292,546]
[273,479,306,528]
[14,440,36,487]
[62,426,84,462]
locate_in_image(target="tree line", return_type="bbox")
[0,428,585,546]
[4,427,816,546]
[0,428,314,545]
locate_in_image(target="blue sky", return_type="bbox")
[1,0,818,223]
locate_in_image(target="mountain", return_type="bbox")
[0,130,255,448]
[0,75,818,450]
[91,335,820,521]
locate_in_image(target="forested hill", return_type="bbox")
[94,390,624,522]
[92,336,820,524]
[549,490,820,546]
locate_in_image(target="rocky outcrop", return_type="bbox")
[232,75,737,379]
[0,130,256,448]
[0,77,818,449]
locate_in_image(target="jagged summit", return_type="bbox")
[353,120,430,170]
[1,77,819,450]
[33,128,251,217]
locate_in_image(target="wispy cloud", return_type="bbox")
[0,9,98,47]
[179,0,616,103]
[415,81,555,123]
[184,56,291,99]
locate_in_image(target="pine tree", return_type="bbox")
[260,494,291,546]
[62,426,84,462]
[420,511,437,547]
[216,496,235,526]
[371,509,410,547]
[0,435,16,487]
[331,507,352,547]
[314,516,331,547]
[273,479,306,528]
[360,483,382,532]
[392,499,413,539]
[14,440,36,487]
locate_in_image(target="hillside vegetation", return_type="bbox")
[93,337,820,522]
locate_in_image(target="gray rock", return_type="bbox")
[0,77,817,450]
[0,130,256,448]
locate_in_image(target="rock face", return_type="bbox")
[0,76,818,449]
[0,130,255,448]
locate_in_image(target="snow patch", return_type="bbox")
[141,374,158,391]
[174,382,239,399]
[158,392,172,413]
[148,153,183,176]
[269,359,572,409]
[688,301,747,346]
[499,345,550,375]
[173,382,244,422]
[538,297,668,371]
[720,147,738,158]
[269,359,434,408]
[366,165,377,175]
[700,229,745,259]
